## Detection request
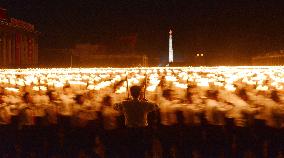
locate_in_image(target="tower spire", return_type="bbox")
[169,29,174,63]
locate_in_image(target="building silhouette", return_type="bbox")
[252,50,284,66]
[0,8,39,68]
[40,43,158,67]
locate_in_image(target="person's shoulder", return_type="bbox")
[114,99,131,107]
[142,100,158,107]
[119,99,133,105]
[141,100,153,104]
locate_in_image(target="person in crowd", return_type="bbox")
[267,90,284,157]
[46,90,60,126]
[0,91,13,157]
[57,85,75,155]
[99,95,122,158]
[83,90,101,157]
[56,85,76,157]
[19,92,37,157]
[204,90,231,157]
[0,92,11,125]
[59,85,75,117]
[45,90,61,157]
[158,89,179,158]
[68,94,89,158]
[179,90,204,158]
[114,85,158,158]
[32,90,49,157]
[2,89,21,157]
[251,90,271,158]
[234,88,260,158]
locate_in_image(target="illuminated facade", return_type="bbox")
[169,29,173,63]
[0,8,38,68]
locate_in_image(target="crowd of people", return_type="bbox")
[0,67,284,157]
[0,82,283,158]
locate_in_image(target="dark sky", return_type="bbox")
[2,0,284,59]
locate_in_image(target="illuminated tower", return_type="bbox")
[169,29,174,63]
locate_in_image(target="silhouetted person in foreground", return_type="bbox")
[114,86,158,158]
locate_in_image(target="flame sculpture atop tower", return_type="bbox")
[169,29,174,63]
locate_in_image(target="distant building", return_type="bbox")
[0,8,39,68]
[73,54,149,67]
[40,43,158,67]
[252,50,284,66]
[72,43,150,67]
[72,43,106,55]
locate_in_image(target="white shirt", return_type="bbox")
[33,94,49,117]
[0,104,10,125]
[102,106,120,130]
[266,100,284,128]
[59,94,75,116]
[159,98,179,126]
[205,99,230,126]
[182,103,204,125]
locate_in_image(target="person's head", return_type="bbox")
[75,94,84,105]
[237,88,248,101]
[102,95,112,106]
[162,89,173,101]
[0,92,4,104]
[0,87,4,95]
[47,90,57,101]
[38,89,44,95]
[130,86,141,99]
[271,90,280,103]
[23,92,32,103]
[206,90,218,100]
[186,91,193,103]
[63,85,71,94]
[87,90,95,99]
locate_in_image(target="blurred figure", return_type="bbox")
[46,90,60,126]
[0,91,13,157]
[204,90,230,157]
[59,85,75,116]
[0,93,11,125]
[19,92,34,127]
[33,90,49,119]
[178,90,204,158]
[57,85,74,137]
[56,85,74,157]
[83,90,101,157]
[19,92,36,157]
[114,86,158,158]
[45,90,61,157]
[69,94,89,158]
[158,89,179,158]
[251,91,270,158]
[234,88,260,158]
[267,90,284,157]
[72,94,100,158]
[32,90,49,157]
[100,95,122,158]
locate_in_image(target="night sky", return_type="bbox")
[1,0,284,60]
